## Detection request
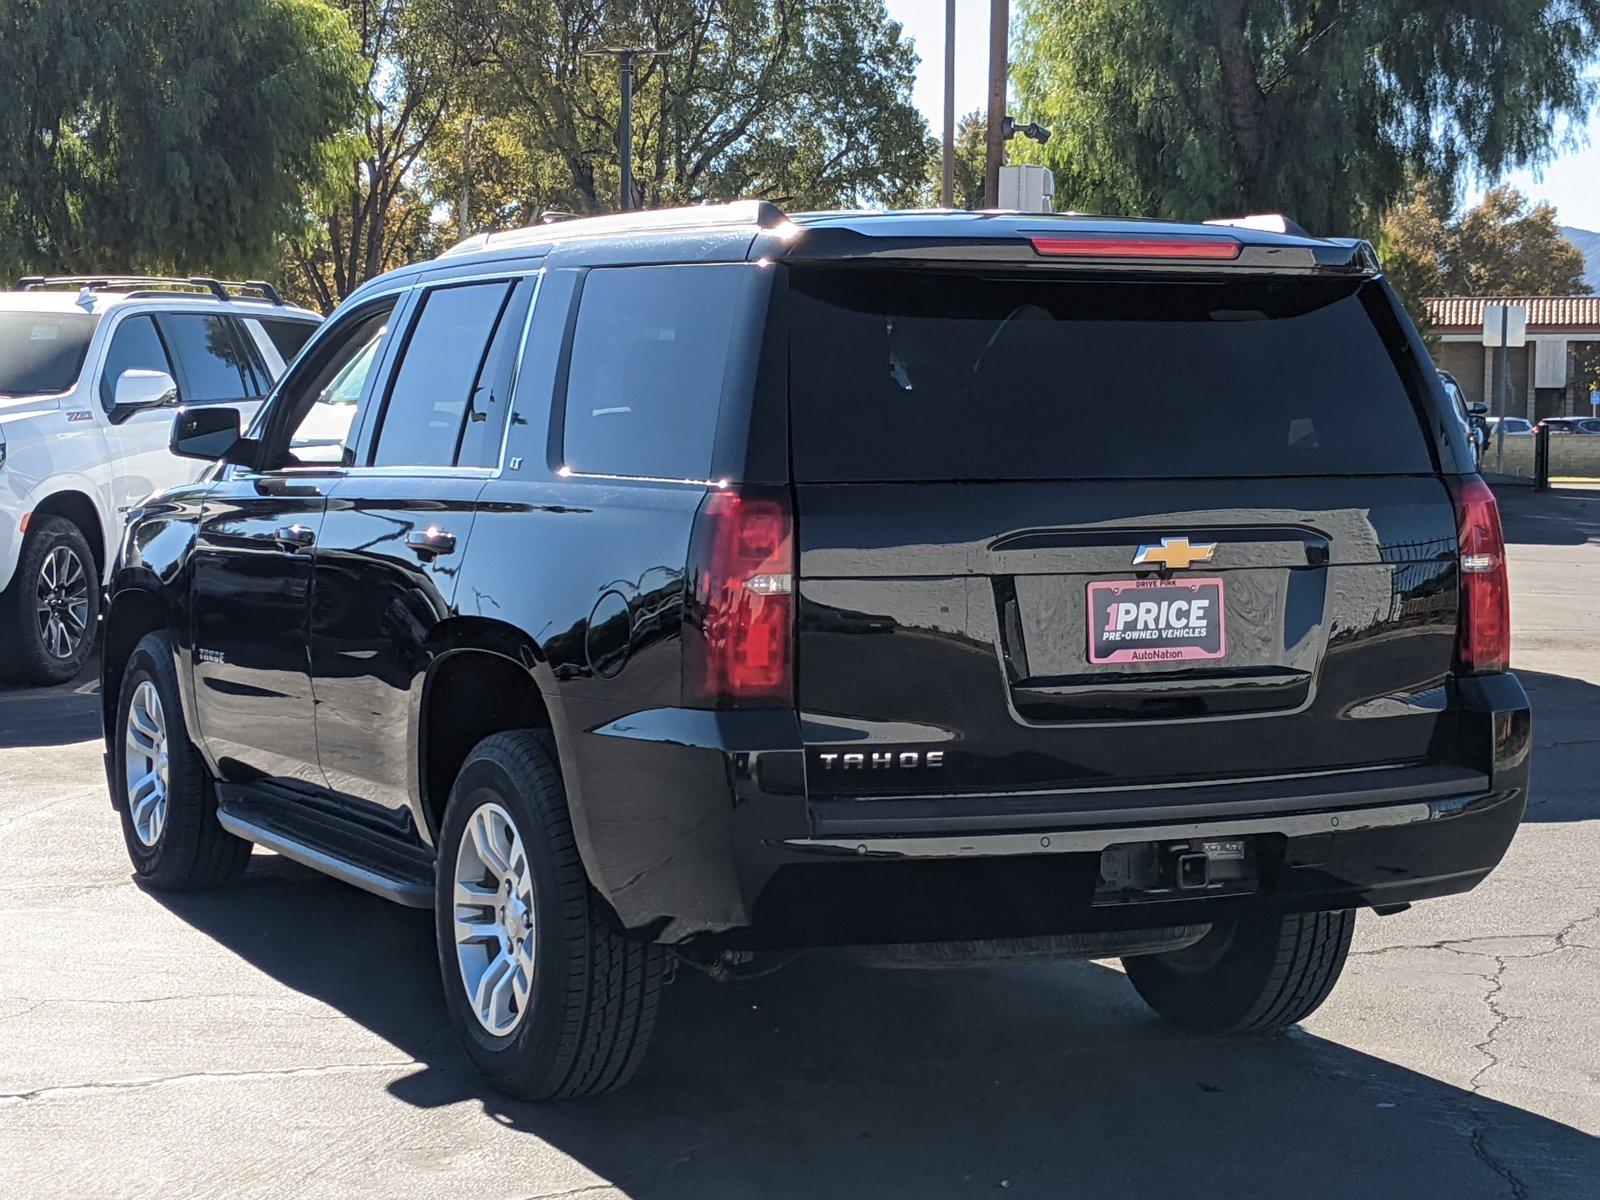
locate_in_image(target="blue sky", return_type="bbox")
[884,0,1600,230]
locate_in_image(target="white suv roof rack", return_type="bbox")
[14,275,289,305]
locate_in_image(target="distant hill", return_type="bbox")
[1561,225,1600,292]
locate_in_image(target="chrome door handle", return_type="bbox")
[273,524,316,550]
[405,526,457,559]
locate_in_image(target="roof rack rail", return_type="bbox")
[13,275,286,305]
[442,199,790,258]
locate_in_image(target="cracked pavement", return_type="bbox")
[0,487,1596,1199]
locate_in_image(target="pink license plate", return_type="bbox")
[1087,577,1226,665]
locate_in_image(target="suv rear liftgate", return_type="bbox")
[729,229,1527,946]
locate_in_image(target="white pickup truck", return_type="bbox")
[0,277,321,685]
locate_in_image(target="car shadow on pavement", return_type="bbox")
[1497,486,1600,546]
[1518,669,1600,824]
[0,675,100,749]
[149,856,1599,1199]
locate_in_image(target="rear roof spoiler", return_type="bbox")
[776,229,1379,276]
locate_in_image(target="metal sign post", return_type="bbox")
[1482,304,1528,475]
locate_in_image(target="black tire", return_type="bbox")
[435,730,666,1101]
[1123,909,1355,1033]
[113,632,250,890]
[0,515,100,686]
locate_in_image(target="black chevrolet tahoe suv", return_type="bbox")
[101,204,1530,1100]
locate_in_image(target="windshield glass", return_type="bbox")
[0,312,97,396]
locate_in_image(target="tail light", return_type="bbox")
[685,488,794,707]
[1449,476,1510,675]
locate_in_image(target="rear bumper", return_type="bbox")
[567,673,1530,947]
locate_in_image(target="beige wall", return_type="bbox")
[1484,432,1600,479]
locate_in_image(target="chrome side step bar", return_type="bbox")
[217,808,434,908]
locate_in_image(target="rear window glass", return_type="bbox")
[562,264,747,479]
[257,318,317,363]
[788,270,1434,481]
[0,312,96,397]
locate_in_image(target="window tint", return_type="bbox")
[257,318,317,363]
[160,314,251,403]
[788,270,1435,481]
[371,281,514,468]
[285,308,390,465]
[562,264,747,478]
[0,312,96,397]
[99,315,173,409]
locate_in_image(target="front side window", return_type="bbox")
[260,300,395,469]
[371,281,515,468]
[0,312,97,398]
[159,314,253,403]
[99,315,173,409]
[561,264,749,479]
[288,323,385,463]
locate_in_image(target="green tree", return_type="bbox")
[922,110,987,209]
[1379,181,1590,332]
[0,0,364,279]
[435,0,928,217]
[1443,186,1591,297]
[1375,177,1451,333]
[1012,0,1600,234]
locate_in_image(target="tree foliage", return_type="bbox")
[434,0,928,216]
[923,111,987,209]
[283,0,478,310]
[1380,182,1590,329]
[0,0,364,278]
[1012,0,1600,234]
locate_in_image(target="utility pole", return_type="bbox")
[457,115,473,237]
[582,47,659,212]
[983,0,1009,208]
[941,0,956,207]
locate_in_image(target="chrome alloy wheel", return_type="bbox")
[452,802,536,1036]
[124,680,170,847]
[35,545,89,660]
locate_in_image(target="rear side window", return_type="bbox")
[371,281,515,468]
[256,318,317,363]
[788,270,1435,481]
[99,315,173,409]
[562,264,747,479]
[159,314,253,403]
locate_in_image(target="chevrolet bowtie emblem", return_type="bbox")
[1133,536,1218,570]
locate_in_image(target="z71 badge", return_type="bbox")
[1087,577,1226,665]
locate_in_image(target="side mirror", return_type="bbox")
[1468,402,1489,416]
[171,406,249,463]
[113,368,178,413]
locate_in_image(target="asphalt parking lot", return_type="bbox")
[0,487,1596,1200]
